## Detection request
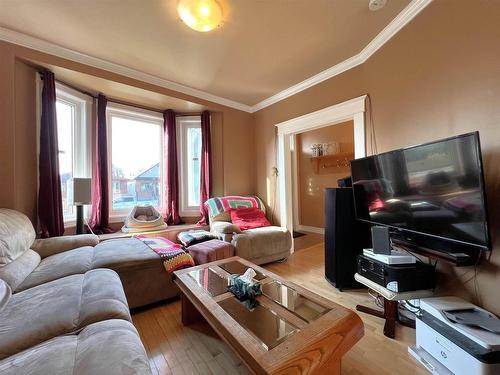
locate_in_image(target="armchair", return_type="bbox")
[206,196,292,265]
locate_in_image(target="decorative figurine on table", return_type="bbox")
[227,268,262,309]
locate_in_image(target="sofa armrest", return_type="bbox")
[31,234,100,258]
[210,221,241,243]
[211,221,241,235]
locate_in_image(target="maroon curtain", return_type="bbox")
[89,94,112,233]
[163,110,181,225]
[38,70,64,238]
[197,111,212,225]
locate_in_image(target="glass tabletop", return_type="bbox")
[262,281,330,323]
[218,297,299,350]
[187,267,228,297]
[218,260,267,281]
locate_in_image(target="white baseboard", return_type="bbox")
[295,225,324,235]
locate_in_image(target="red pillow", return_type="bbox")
[230,207,271,230]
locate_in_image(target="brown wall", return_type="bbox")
[296,121,354,228]
[0,41,255,224]
[13,60,38,221]
[254,0,500,314]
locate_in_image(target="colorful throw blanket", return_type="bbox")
[178,230,216,247]
[135,235,194,273]
[204,196,265,220]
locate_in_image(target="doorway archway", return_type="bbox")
[275,95,367,247]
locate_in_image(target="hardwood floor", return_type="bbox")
[133,237,427,374]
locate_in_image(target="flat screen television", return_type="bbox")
[350,132,491,260]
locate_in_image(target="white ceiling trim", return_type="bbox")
[0,0,431,114]
[250,0,433,113]
[0,26,253,112]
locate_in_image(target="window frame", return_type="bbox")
[106,103,164,221]
[54,83,92,226]
[177,116,202,217]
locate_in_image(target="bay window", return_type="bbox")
[177,116,202,216]
[106,105,163,218]
[55,83,92,224]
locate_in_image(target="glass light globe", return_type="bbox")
[177,0,222,32]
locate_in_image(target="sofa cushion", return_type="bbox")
[0,209,36,266]
[31,234,99,258]
[230,207,271,230]
[92,238,162,270]
[15,246,93,292]
[211,221,241,235]
[0,319,151,375]
[0,249,40,291]
[92,238,178,308]
[0,269,130,359]
[15,238,160,292]
[11,238,175,308]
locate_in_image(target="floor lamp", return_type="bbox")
[73,178,92,235]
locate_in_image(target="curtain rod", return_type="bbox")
[49,76,204,117]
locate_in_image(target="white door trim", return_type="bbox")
[276,95,367,243]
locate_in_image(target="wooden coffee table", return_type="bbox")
[173,257,363,375]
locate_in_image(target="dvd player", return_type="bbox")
[357,254,436,292]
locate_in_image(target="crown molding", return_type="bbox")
[0,0,431,114]
[0,27,253,113]
[250,0,432,113]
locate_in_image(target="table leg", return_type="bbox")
[181,293,203,326]
[356,300,399,339]
[383,299,397,339]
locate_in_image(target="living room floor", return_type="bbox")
[132,235,427,375]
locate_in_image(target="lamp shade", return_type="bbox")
[73,178,92,205]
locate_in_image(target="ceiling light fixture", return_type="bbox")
[177,0,222,32]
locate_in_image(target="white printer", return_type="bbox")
[409,297,500,375]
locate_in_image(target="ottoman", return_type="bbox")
[187,239,234,265]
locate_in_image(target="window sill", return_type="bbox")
[179,210,201,217]
[97,222,209,241]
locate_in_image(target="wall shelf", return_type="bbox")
[310,152,354,173]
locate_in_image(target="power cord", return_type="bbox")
[85,218,95,235]
[367,290,384,309]
[270,166,279,225]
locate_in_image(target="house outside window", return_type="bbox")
[107,104,163,218]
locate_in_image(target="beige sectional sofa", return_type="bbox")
[0,208,166,374]
[0,209,178,308]
[0,319,151,375]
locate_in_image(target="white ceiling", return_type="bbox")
[0,0,418,110]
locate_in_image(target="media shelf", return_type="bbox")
[391,231,482,267]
